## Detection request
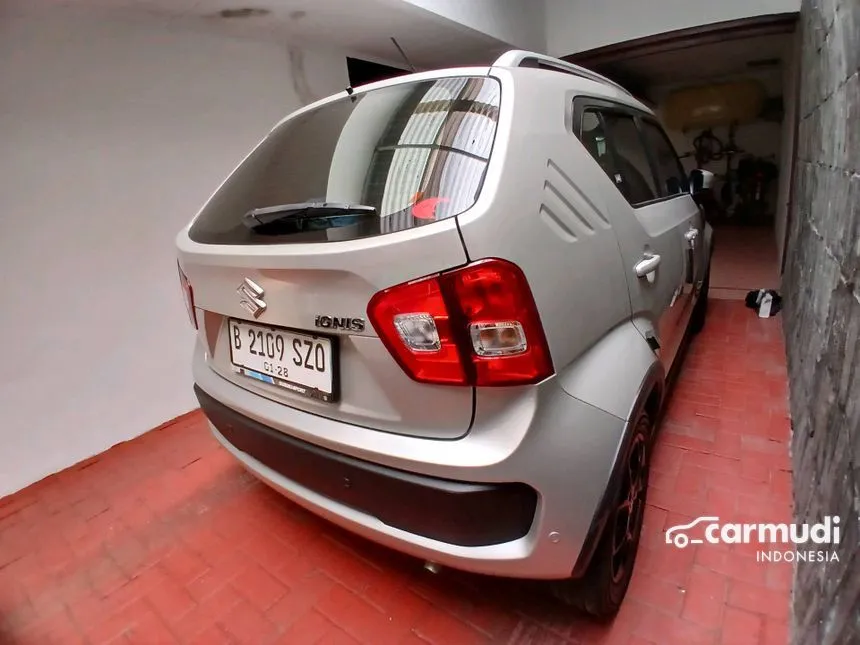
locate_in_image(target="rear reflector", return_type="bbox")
[177,262,198,329]
[367,259,553,386]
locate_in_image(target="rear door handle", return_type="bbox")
[634,253,661,279]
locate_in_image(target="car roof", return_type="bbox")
[492,50,631,96]
[489,50,654,114]
[270,50,652,131]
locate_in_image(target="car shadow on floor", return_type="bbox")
[250,481,633,644]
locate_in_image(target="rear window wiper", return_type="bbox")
[242,202,376,230]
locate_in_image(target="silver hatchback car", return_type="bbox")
[176,50,713,618]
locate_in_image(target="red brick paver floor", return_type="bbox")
[0,300,793,645]
[710,226,782,300]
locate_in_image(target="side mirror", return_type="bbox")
[689,169,715,193]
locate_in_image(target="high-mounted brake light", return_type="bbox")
[367,259,553,386]
[177,262,198,329]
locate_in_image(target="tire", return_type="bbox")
[550,412,653,620]
[689,268,710,335]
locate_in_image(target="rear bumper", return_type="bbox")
[193,342,629,580]
[195,385,537,547]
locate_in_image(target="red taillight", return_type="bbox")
[367,259,553,386]
[177,262,197,329]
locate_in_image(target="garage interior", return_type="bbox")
[569,15,799,301]
[2,0,858,643]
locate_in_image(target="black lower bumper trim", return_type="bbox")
[194,385,537,547]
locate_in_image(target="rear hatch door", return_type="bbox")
[178,74,502,439]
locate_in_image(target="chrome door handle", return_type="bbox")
[684,228,699,247]
[634,253,661,278]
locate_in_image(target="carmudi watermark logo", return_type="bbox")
[665,515,841,563]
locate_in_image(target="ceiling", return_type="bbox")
[598,32,793,96]
[8,0,514,69]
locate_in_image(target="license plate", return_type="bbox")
[228,319,336,402]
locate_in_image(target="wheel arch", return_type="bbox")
[568,348,665,578]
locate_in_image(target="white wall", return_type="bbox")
[667,119,785,216]
[401,0,547,51]
[0,8,348,496]
[545,0,800,55]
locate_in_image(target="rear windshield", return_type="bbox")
[188,76,501,245]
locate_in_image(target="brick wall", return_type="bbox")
[782,0,860,643]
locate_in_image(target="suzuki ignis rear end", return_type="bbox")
[177,50,712,617]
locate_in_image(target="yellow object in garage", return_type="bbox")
[661,80,766,131]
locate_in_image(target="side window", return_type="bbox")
[640,119,688,197]
[579,108,658,206]
[580,110,623,189]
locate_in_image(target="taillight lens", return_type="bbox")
[177,262,197,329]
[367,259,553,386]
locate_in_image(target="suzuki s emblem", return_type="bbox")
[237,278,266,318]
